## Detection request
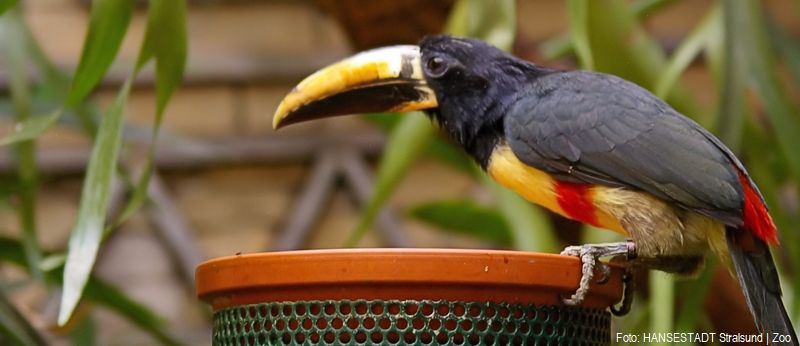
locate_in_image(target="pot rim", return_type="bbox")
[195,248,623,310]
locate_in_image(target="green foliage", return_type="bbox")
[0,0,188,342]
[65,0,134,106]
[59,79,132,325]
[59,0,188,327]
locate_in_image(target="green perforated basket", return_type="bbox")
[196,249,623,345]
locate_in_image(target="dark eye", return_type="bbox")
[426,56,448,77]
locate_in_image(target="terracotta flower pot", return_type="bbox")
[196,248,623,345]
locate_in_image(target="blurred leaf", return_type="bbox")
[654,6,720,99]
[410,200,512,246]
[735,0,800,181]
[0,111,61,146]
[0,10,44,281]
[674,260,716,333]
[83,277,182,345]
[446,0,516,52]
[649,272,674,335]
[541,0,676,61]
[0,290,46,346]
[117,0,188,225]
[344,113,435,246]
[59,79,133,326]
[135,0,187,115]
[713,1,748,150]
[484,177,560,253]
[65,0,134,106]
[69,314,95,346]
[568,0,593,70]
[0,0,16,16]
[0,236,182,345]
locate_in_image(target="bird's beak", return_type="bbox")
[272,45,438,129]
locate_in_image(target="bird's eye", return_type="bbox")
[426,57,448,77]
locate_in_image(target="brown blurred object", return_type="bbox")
[315,0,455,50]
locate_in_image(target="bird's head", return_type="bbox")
[272,35,549,147]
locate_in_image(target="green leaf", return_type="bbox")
[59,79,133,326]
[0,0,16,16]
[344,113,435,246]
[83,278,182,345]
[0,290,46,346]
[410,200,512,246]
[0,10,44,281]
[446,0,516,51]
[65,0,134,106]
[0,111,61,146]
[135,0,187,115]
[654,5,720,99]
[568,0,594,70]
[117,0,188,225]
[649,272,674,335]
[713,1,748,150]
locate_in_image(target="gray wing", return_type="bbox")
[505,71,743,225]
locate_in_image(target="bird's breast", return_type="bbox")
[487,145,627,234]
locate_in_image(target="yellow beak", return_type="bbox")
[272,45,438,129]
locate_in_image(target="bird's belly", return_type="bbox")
[487,146,627,234]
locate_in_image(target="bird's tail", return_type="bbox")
[726,226,797,344]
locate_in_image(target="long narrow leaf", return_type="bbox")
[654,6,720,99]
[0,10,43,281]
[649,272,674,335]
[117,0,188,225]
[410,200,512,246]
[65,0,134,106]
[568,0,593,70]
[0,111,61,146]
[737,0,800,181]
[0,290,46,346]
[59,79,133,326]
[84,278,182,345]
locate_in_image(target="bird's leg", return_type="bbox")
[560,240,636,306]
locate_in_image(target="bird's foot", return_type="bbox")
[560,240,636,306]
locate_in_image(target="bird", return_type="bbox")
[272,35,796,341]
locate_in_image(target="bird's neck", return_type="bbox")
[428,100,507,170]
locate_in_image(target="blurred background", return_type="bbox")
[0,0,798,344]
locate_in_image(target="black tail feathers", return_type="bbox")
[727,227,797,345]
